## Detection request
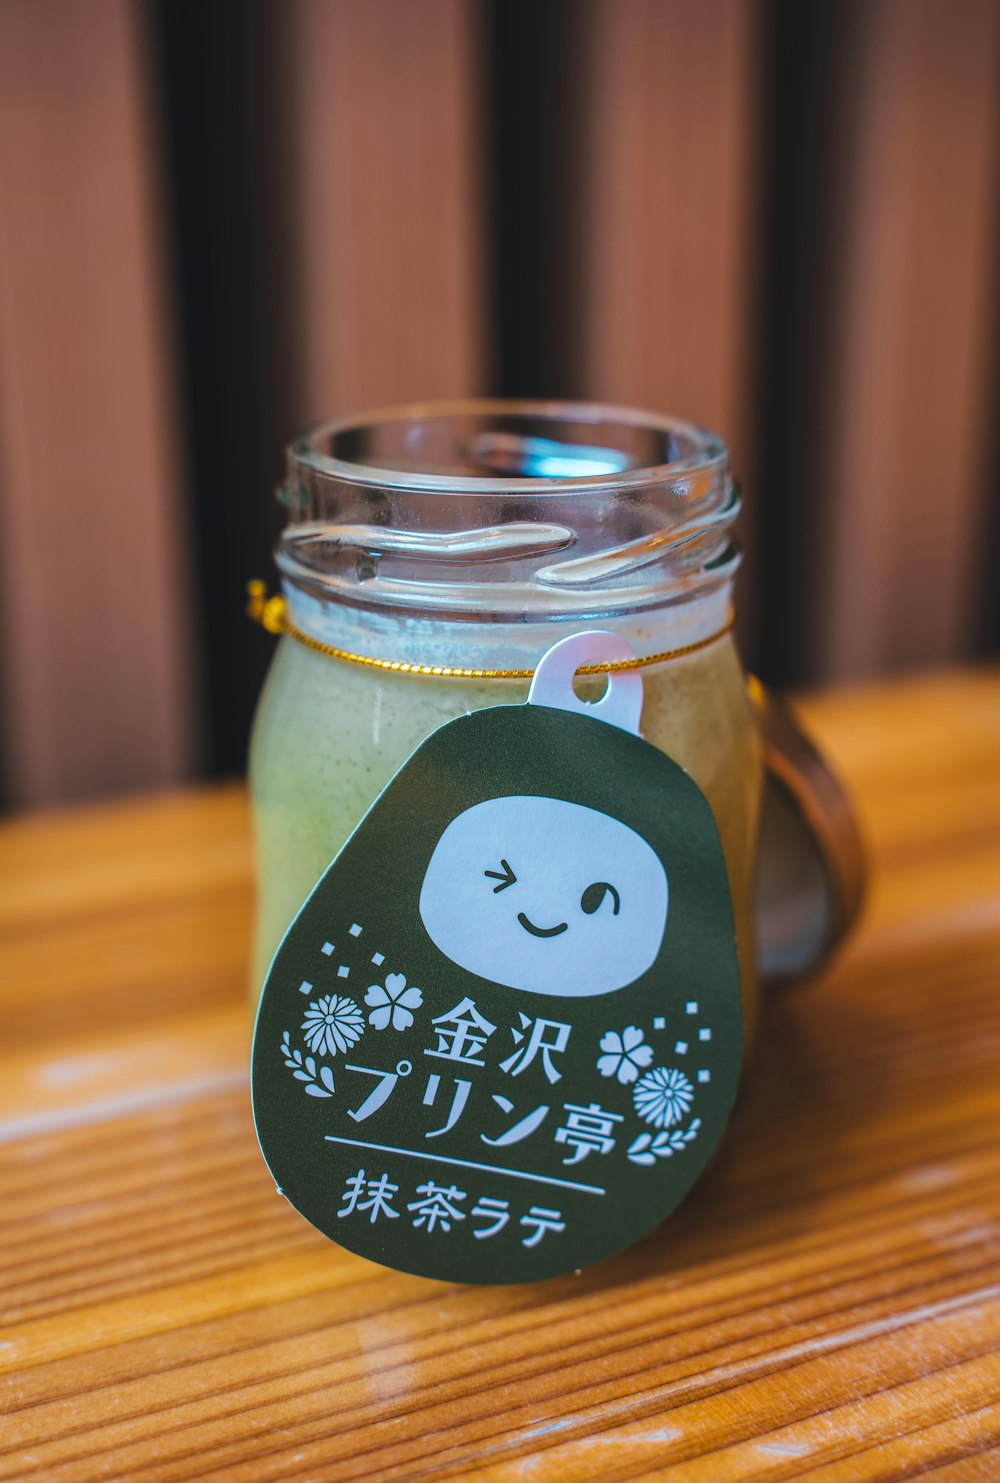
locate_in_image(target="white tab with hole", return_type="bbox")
[527,631,643,736]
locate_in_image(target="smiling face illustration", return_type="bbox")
[418,795,669,996]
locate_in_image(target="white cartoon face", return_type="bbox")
[418,795,668,997]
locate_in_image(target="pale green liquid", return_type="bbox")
[249,631,763,1040]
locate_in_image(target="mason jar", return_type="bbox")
[248,400,863,1046]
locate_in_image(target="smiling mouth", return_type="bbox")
[517,912,568,938]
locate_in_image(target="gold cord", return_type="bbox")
[246,580,735,680]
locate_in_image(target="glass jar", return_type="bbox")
[249,401,863,1046]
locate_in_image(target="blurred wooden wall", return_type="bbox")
[0,0,196,805]
[810,0,1000,679]
[0,0,997,807]
[577,0,762,638]
[291,0,484,422]
[756,0,1000,682]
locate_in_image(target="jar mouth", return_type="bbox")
[289,398,728,496]
[278,398,739,626]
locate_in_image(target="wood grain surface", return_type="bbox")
[1,669,999,1480]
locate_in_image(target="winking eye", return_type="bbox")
[581,881,620,916]
[484,859,517,893]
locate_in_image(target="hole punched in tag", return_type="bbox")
[527,631,644,735]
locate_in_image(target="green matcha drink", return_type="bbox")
[248,403,762,1038]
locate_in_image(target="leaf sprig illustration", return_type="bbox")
[281,1030,335,1097]
[627,1118,701,1165]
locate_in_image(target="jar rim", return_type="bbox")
[288,398,728,496]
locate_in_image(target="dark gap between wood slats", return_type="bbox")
[146,0,300,776]
[754,0,858,687]
[485,0,591,397]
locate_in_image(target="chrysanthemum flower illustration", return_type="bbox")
[301,994,365,1057]
[596,1026,654,1085]
[633,1066,694,1128]
[365,972,423,1031]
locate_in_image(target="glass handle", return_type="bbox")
[750,677,867,985]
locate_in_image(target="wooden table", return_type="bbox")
[2,670,999,1481]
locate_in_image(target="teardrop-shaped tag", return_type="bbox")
[252,632,743,1283]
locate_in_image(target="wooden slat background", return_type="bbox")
[292,0,484,421]
[0,0,196,805]
[579,0,762,637]
[0,0,997,805]
[814,0,1000,679]
[579,0,760,487]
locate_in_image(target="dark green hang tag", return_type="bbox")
[252,632,743,1284]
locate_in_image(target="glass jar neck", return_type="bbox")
[276,400,741,664]
[284,579,736,670]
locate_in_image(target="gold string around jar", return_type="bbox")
[245,580,736,680]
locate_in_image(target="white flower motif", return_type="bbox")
[596,1025,655,1085]
[633,1066,694,1128]
[365,972,423,1031]
[301,993,365,1057]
